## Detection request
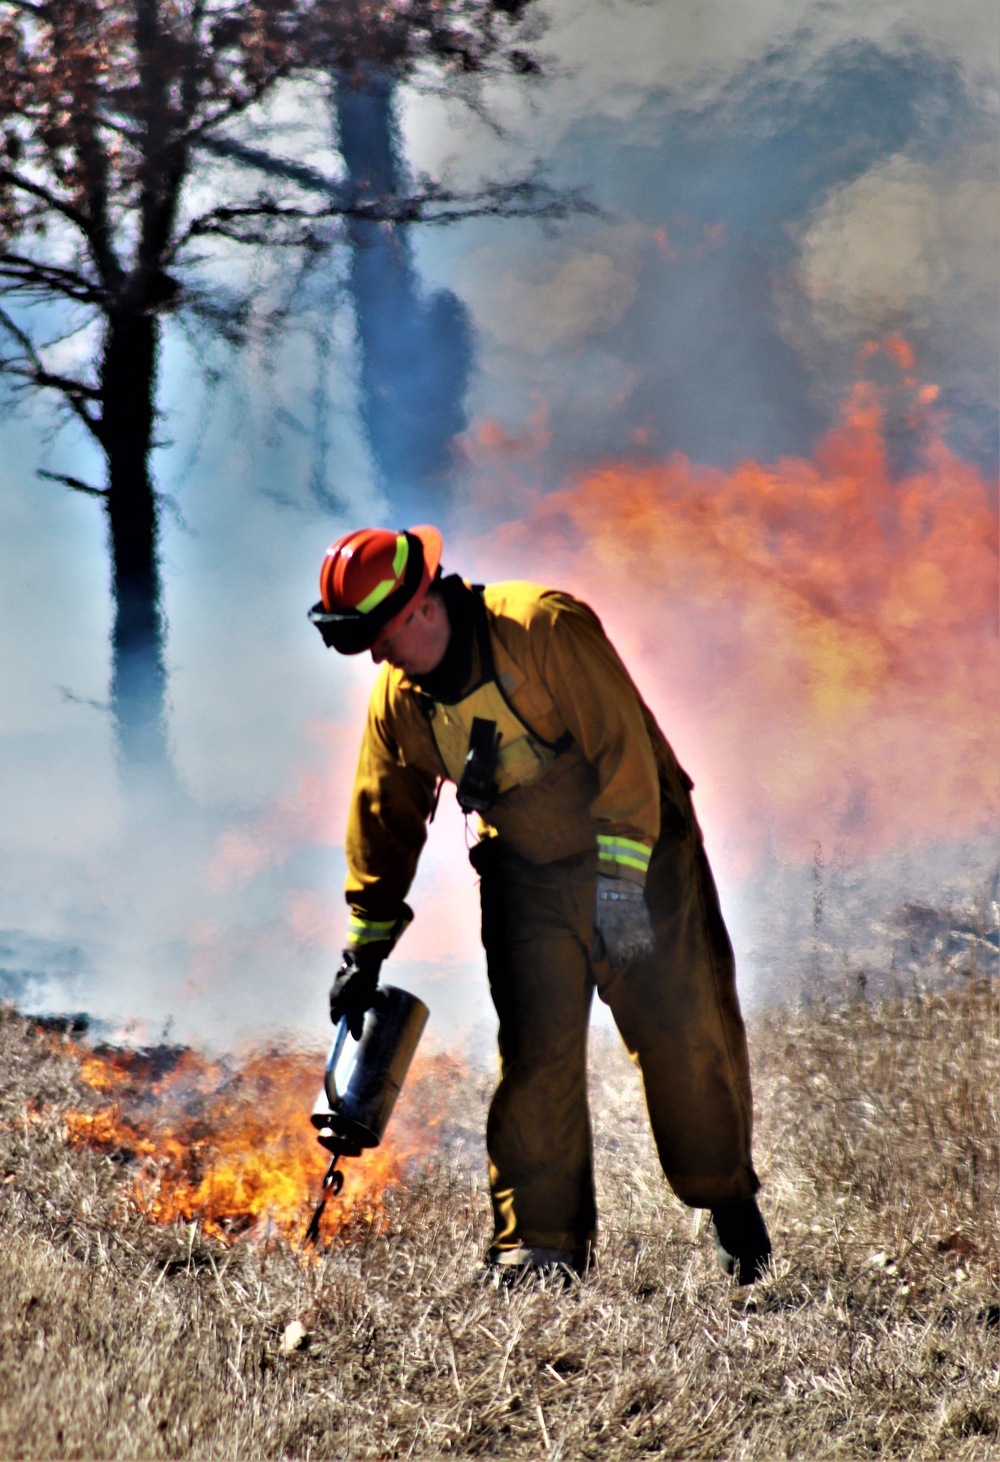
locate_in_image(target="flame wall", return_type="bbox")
[459,358,998,880]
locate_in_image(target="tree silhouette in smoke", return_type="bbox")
[336,71,473,510]
[0,0,553,794]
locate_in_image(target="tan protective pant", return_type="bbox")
[472,794,759,1255]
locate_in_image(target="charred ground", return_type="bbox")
[0,969,997,1460]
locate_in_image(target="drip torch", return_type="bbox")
[305,985,429,1245]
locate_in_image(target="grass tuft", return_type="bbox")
[0,975,996,1459]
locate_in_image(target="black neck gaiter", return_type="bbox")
[413,575,476,703]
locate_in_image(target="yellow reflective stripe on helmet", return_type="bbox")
[354,534,409,615]
[596,835,652,873]
[347,915,399,947]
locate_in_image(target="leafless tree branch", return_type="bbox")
[37,467,108,498]
[174,175,592,252]
[0,305,103,439]
[0,168,92,234]
[194,134,352,203]
[0,252,103,305]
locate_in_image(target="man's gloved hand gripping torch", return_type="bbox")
[329,946,384,1039]
[328,913,410,1036]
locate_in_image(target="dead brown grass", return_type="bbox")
[0,972,996,1460]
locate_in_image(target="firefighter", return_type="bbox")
[309,525,772,1283]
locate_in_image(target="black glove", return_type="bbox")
[329,948,383,1038]
[591,874,655,972]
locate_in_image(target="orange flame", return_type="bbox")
[469,354,998,873]
[64,1041,463,1247]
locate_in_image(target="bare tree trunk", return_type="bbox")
[100,307,173,787]
[335,71,473,512]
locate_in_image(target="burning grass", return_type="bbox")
[58,1041,455,1245]
[0,971,996,1459]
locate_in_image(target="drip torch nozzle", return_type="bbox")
[304,1147,346,1247]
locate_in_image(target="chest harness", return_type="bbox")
[420,588,572,815]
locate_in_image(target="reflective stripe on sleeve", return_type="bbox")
[596,834,652,875]
[347,914,402,948]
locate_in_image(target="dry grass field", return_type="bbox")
[0,970,996,1460]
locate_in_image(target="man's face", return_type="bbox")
[370,595,449,677]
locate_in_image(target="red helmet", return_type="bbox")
[308,525,443,654]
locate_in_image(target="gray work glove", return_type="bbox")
[591,874,656,972]
[329,948,384,1039]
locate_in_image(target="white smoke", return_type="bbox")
[1,2,996,1051]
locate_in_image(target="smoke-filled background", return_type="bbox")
[1,0,997,1048]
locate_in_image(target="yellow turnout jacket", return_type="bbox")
[344,582,690,947]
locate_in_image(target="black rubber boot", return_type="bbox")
[710,1198,772,1284]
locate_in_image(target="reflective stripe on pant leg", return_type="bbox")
[477,849,597,1253]
[599,802,759,1208]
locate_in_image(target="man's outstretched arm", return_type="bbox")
[334,676,438,1028]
